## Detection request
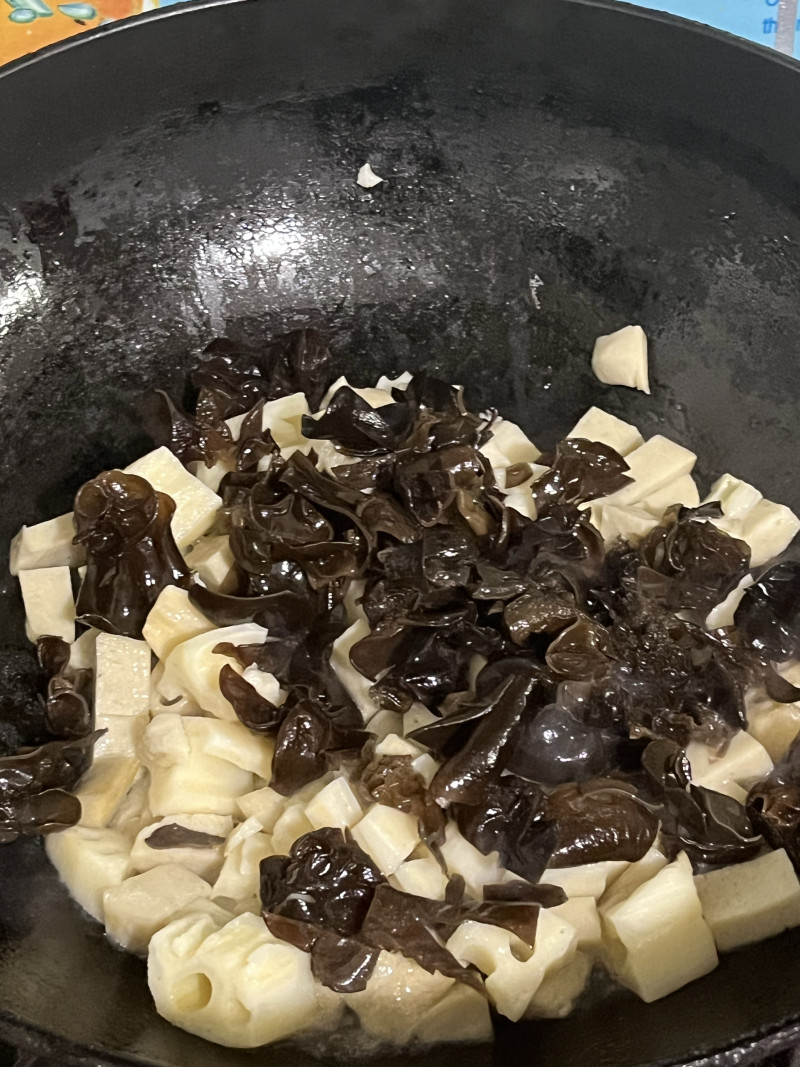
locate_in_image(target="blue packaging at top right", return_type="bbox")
[625,0,800,57]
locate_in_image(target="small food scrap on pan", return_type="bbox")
[356,163,384,189]
[592,324,650,394]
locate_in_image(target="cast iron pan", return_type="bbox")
[2,1,800,1063]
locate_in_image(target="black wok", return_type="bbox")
[2,1,800,1063]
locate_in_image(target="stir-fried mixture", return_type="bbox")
[6,327,800,1049]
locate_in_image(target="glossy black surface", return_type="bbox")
[2,0,800,1063]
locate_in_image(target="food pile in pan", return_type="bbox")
[7,326,800,1049]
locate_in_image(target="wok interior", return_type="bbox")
[2,1,800,1063]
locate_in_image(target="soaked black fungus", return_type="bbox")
[747,737,800,870]
[736,561,800,662]
[1,638,99,843]
[531,437,632,512]
[145,823,226,849]
[270,699,369,796]
[545,778,659,866]
[644,739,763,864]
[0,732,102,843]
[38,636,93,740]
[74,470,190,638]
[359,753,446,842]
[301,386,414,455]
[260,827,557,993]
[157,388,232,469]
[260,828,385,989]
[217,662,283,733]
[430,673,542,805]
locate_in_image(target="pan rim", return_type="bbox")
[0,0,799,84]
[1,0,800,1065]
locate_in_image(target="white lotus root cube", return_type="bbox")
[593,436,696,508]
[183,535,238,594]
[390,856,448,900]
[403,704,438,735]
[331,617,379,723]
[188,456,235,493]
[142,586,216,661]
[76,756,141,829]
[145,712,191,763]
[480,418,541,467]
[446,909,578,1022]
[304,777,363,831]
[225,391,311,454]
[362,718,407,764]
[69,626,99,671]
[601,852,718,1002]
[439,823,506,898]
[413,982,493,1043]
[159,623,268,720]
[95,633,151,718]
[148,911,340,1048]
[262,391,312,446]
[599,844,668,914]
[224,816,265,855]
[702,475,800,567]
[241,665,283,708]
[411,753,440,786]
[590,503,659,547]
[236,786,286,832]
[93,713,147,760]
[45,825,132,921]
[144,715,254,817]
[706,575,754,631]
[504,487,538,520]
[149,661,198,717]
[312,439,359,476]
[550,896,602,949]
[129,814,233,881]
[9,512,84,575]
[729,499,800,568]
[346,949,455,1044]
[124,446,222,549]
[374,370,412,393]
[704,473,762,519]
[350,804,419,876]
[108,770,152,836]
[19,565,75,643]
[256,776,325,854]
[270,804,315,856]
[746,696,800,762]
[639,473,700,517]
[320,376,395,411]
[525,949,593,1020]
[168,897,237,931]
[182,717,273,779]
[694,848,800,952]
[212,832,274,906]
[103,863,213,953]
[374,732,426,759]
[686,732,773,804]
[567,407,644,456]
[539,860,628,900]
[591,324,650,393]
